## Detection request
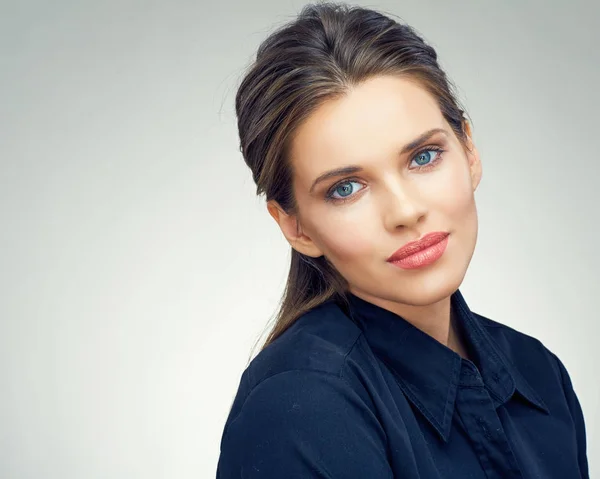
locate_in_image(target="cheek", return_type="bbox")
[316,223,379,286]
[440,164,479,252]
[434,159,476,217]
[317,218,374,263]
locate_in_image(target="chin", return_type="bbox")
[383,256,470,306]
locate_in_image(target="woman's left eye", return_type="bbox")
[410,147,444,169]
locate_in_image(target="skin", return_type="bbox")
[267,75,482,360]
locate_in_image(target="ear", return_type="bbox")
[266,200,324,258]
[463,121,482,191]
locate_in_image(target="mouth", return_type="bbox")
[387,231,450,270]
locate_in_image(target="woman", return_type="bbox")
[216,2,589,477]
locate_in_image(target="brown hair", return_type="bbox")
[235,1,471,357]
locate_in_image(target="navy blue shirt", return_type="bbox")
[216,289,589,478]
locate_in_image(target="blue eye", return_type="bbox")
[327,180,364,201]
[411,147,443,167]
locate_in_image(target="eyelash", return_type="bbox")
[324,146,446,204]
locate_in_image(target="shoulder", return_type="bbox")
[224,298,366,428]
[217,301,392,477]
[245,299,363,388]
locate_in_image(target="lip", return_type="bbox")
[386,231,450,263]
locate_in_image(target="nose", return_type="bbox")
[381,178,427,231]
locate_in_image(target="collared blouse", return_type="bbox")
[216,289,589,478]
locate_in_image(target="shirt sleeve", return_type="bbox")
[552,352,590,479]
[216,369,394,478]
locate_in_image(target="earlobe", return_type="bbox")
[266,200,324,258]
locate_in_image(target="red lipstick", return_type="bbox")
[387,231,450,270]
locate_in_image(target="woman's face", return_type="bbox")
[269,74,482,309]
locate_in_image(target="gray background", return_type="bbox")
[1,0,598,477]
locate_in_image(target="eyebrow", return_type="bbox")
[309,127,449,194]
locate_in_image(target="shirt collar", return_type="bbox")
[341,288,549,442]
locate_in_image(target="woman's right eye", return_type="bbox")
[325,180,365,203]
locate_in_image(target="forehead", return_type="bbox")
[289,75,446,185]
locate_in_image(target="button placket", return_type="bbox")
[456,363,524,478]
